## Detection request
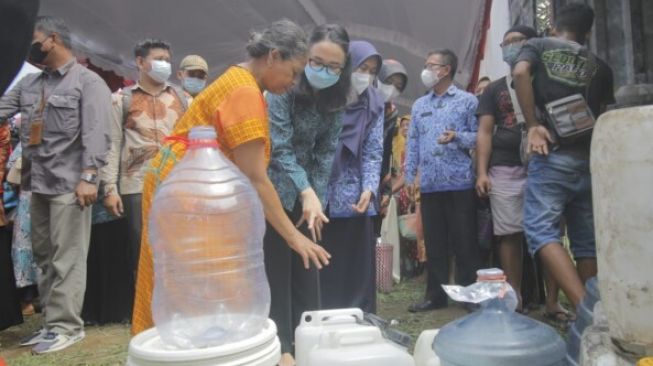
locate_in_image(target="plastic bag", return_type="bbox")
[442,268,518,312]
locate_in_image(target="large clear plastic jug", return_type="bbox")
[149,126,269,349]
[434,269,566,366]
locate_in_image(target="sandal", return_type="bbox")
[543,309,576,327]
[21,303,35,316]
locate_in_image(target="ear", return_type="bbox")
[49,33,60,48]
[442,64,452,79]
[177,70,184,81]
[269,49,282,64]
[136,56,146,70]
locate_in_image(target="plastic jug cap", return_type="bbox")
[188,126,218,148]
[189,126,217,140]
[476,268,506,282]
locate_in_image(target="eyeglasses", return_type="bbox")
[424,63,447,71]
[500,36,527,47]
[308,58,344,76]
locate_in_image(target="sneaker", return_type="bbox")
[31,331,85,354]
[19,328,47,347]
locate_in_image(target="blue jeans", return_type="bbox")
[524,151,596,259]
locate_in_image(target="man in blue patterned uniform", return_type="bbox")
[405,49,481,312]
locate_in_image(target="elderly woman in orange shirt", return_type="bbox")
[131,20,331,335]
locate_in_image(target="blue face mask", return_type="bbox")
[502,43,523,66]
[183,77,207,96]
[304,64,340,90]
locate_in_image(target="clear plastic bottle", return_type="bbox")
[149,126,269,349]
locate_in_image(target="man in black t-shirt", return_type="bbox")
[476,25,537,311]
[513,3,615,309]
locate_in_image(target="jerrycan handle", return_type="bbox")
[299,308,364,327]
[325,327,383,348]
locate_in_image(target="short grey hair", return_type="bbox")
[246,19,308,60]
[35,16,72,49]
[428,48,458,77]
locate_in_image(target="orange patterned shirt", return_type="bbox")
[131,66,269,334]
[102,85,187,195]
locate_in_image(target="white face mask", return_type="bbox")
[148,60,172,83]
[377,82,400,102]
[351,72,373,95]
[421,69,442,89]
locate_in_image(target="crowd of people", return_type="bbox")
[0,2,614,365]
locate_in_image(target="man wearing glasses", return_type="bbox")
[404,49,481,312]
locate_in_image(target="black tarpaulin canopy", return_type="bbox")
[38,0,489,107]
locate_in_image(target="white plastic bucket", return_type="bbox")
[127,319,280,366]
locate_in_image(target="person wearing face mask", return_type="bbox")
[131,20,331,338]
[177,54,209,97]
[476,26,542,312]
[377,59,408,216]
[405,49,481,313]
[513,3,614,312]
[265,24,351,365]
[0,16,112,353]
[101,39,190,282]
[320,40,384,313]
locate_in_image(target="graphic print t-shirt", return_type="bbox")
[476,76,522,167]
[516,37,615,155]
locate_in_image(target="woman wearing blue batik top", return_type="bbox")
[321,40,384,314]
[265,24,351,363]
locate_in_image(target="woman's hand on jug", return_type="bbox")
[289,233,331,270]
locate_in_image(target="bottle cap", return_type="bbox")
[477,268,506,282]
[189,126,217,140]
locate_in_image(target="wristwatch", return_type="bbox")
[81,172,98,184]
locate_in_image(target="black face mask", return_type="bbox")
[28,41,49,65]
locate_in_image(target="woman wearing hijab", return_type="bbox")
[320,40,384,313]
[265,23,351,366]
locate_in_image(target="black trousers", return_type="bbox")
[82,218,134,325]
[0,226,22,330]
[121,193,143,277]
[320,215,377,314]
[421,189,481,305]
[263,203,319,355]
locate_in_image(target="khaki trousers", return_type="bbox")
[31,192,91,335]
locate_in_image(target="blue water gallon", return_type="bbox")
[434,287,566,365]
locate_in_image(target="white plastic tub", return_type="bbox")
[127,318,280,366]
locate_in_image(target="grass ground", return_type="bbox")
[0,315,130,366]
[0,277,566,366]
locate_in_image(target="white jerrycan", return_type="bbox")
[307,326,415,366]
[295,308,364,366]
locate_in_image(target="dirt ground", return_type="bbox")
[0,277,564,366]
